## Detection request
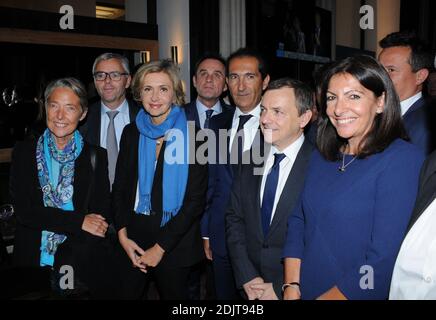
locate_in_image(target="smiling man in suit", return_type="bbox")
[225,78,314,300]
[201,48,270,299]
[79,53,140,188]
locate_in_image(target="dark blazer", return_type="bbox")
[225,139,313,298]
[10,139,112,297]
[184,99,233,129]
[201,108,265,257]
[79,99,140,147]
[403,97,435,155]
[112,122,208,267]
[406,149,436,232]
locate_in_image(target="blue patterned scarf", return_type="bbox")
[36,129,83,266]
[135,106,189,227]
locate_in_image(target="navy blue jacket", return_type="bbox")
[403,97,435,155]
[184,99,233,129]
[201,108,264,257]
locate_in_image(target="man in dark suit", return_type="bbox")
[379,31,435,154]
[389,151,436,299]
[79,53,140,188]
[225,78,314,300]
[184,53,232,300]
[185,53,232,129]
[201,48,270,299]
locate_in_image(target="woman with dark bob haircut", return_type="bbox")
[282,55,424,300]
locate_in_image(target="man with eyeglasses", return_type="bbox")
[80,53,139,189]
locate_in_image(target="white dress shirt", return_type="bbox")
[400,92,422,117]
[196,99,223,129]
[389,197,436,300]
[259,134,305,224]
[229,104,262,153]
[99,99,131,149]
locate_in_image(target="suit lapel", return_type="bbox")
[73,145,90,212]
[87,102,102,146]
[221,102,233,113]
[407,170,436,232]
[192,103,201,128]
[128,99,140,123]
[267,140,313,238]
[245,144,270,239]
[212,109,235,167]
[403,97,425,119]
[222,108,235,130]
[252,161,266,237]
[195,104,201,129]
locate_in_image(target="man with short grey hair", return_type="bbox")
[80,52,140,188]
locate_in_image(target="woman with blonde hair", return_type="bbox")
[113,60,207,299]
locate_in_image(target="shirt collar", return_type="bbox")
[101,99,129,116]
[196,99,222,115]
[400,92,422,116]
[269,133,305,163]
[234,103,262,119]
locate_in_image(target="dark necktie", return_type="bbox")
[204,109,214,129]
[231,114,253,161]
[261,153,286,236]
[106,110,119,188]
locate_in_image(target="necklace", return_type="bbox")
[338,153,357,172]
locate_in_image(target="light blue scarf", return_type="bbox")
[135,106,189,226]
[36,129,83,266]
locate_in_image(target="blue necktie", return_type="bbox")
[261,153,286,236]
[204,109,214,129]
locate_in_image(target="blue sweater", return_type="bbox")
[283,139,424,300]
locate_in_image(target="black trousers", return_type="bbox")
[117,246,192,300]
[211,253,241,300]
[54,235,120,299]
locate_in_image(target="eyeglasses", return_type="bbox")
[93,71,129,81]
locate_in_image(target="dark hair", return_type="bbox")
[379,31,433,72]
[313,63,333,111]
[193,52,226,76]
[317,55,408,161]
[226,47,269,80]
[266,77,314,115]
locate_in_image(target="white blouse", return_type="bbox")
[390,197,436,299]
